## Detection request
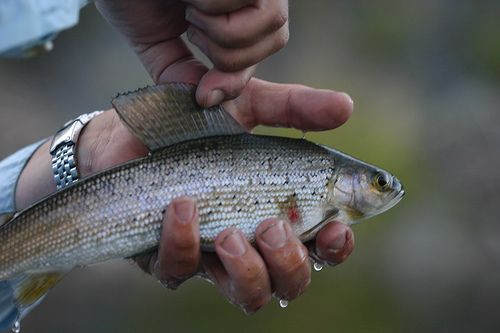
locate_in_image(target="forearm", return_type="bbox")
[15,109,148,210]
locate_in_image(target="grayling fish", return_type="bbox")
[0,84,404,330]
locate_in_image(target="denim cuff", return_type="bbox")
[0,140,46,215]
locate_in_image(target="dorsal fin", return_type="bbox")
[112,83,245,151]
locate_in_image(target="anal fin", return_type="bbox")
[112,83,246,151]
[0,271,66,331]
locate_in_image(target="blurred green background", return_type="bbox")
[1,1,500,332]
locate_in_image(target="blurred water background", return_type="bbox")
[1,1,499,332]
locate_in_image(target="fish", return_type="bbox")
[0,83,404,330]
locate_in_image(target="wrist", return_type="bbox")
[76,109,148,177]
[15,109,148,210]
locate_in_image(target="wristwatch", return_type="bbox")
[49,111,103,189]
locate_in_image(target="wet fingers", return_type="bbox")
[313,221,355,266]
[154,197,201,288]
[210,228,272,313]
[256,219,311,302]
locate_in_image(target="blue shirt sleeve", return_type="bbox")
[0,140,46,216]
[0,0,89,57]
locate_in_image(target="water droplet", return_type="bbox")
[279,299,288,308]
[12,318,20,333]
[301,131,307,139]
[313,262,324,272]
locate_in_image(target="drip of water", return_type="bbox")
[313,262,324,272]
[279,299,289,308]
[12,318,20,333]
[301,131,307,139]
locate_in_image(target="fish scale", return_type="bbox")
[0,134,334,280]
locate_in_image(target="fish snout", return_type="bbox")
[392,176,404,197]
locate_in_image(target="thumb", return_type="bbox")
[195,66,257,107]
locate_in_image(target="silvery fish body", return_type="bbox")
[0,84,404,330]
[1,134,339,279]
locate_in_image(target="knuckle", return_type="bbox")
[269,9,289,31]
[275,26,290,50]
[223,72,252,99]
[243,262,268,284]
[213,53,247,72]
[173,235,198,251]
[280,245,310,275]
[172,252,199,271]
[168,233,198,256]
[195,0,250,14]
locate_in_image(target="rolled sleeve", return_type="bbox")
[0,140,45,215]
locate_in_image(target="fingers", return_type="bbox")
[185,0,289,107]
[196,66,256,106]
[185,1,288,49]
[255,219,311,301]
[203,228,272,314]
[154,197,201,288]
[184,0,254,14]
[201,220,312,313]
[310,221,355,266]
[224,78,354,131]
[135,37,208,84]
[187,23,288,73]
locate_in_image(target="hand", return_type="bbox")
[135,197,354,314]
[95,0,289,107]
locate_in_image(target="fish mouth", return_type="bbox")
[384,187,405,212]
[362,187,405,220]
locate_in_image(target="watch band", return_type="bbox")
[50,111,103,189]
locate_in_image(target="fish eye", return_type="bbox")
[373,172,391,192]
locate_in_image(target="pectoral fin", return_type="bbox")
[0,271,67,331]
[298,208,340,242]
[112,83,246,151]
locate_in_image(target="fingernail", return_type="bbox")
[259,220,288,249]
[206,89,224,107]
[220,230,247,256]
[173,199,195,224]
[328,230,347,254]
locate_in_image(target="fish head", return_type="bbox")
[324,149,405,223]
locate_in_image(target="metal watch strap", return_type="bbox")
[50,111,103,189]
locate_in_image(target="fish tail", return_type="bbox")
[0,272,65,331]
